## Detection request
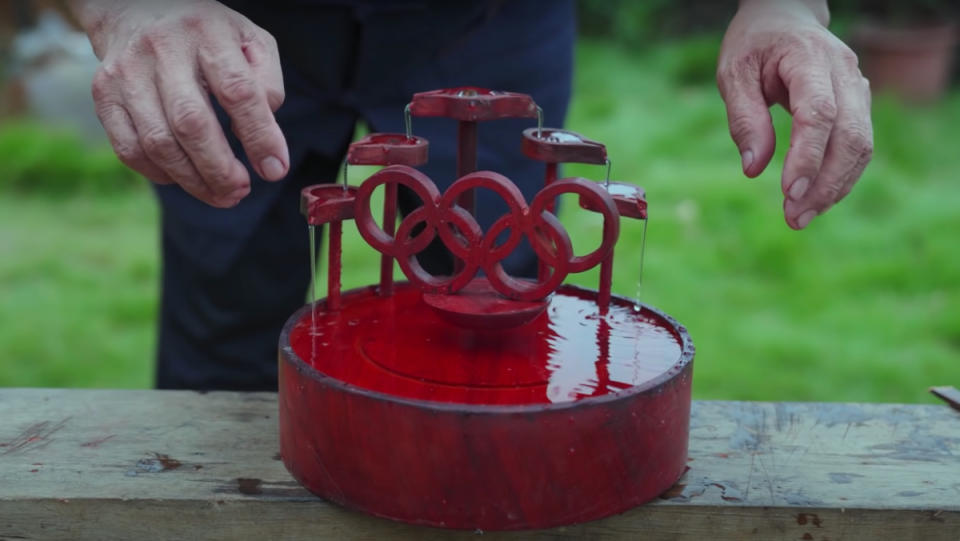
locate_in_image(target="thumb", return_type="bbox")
[718,61,776,178]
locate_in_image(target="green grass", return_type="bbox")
[0,194,157,388]
[1,38,958,404]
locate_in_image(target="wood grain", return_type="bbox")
[1,389,958,540]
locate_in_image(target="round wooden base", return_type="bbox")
[278,283,694,530]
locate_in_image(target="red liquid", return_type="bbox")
[289,284,683,406]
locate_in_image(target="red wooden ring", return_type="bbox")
[354,166,440,257]
[439,171,527,262]
[483,211,572,302]
[394,207,480,294]
[531,178,620,273]
[434,205,483,262]
[482,214,524,263]
[393,206,437,257]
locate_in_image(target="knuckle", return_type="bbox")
[169,99,210,139]
[259,30,279,52]
[265,86,285,111]
[839,125,873,159]
[809,97,838,122]
[199,157,236,189]
[796,96,838,127]
[138,31,172,55]
[235,120,277,149]
[716,64,733,93]
[814,182,843,206]
[141,129,182,162]
[91,68,114,102]
[717,51,759,92]
[838,181,856,201]
[728,116,755,145]
[179,13,208,32]
[836,45,860,69]
[217,72,260,108]
[112,140,145,166]
[206,168,234,189]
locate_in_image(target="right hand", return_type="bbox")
[75,0,288,207]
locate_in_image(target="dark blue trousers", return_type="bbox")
[154,0,575,390]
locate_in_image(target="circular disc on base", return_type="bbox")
[278,283,694,530]
[422,278,549,329]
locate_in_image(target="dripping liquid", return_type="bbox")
[634,216,648,312]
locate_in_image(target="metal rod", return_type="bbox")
[604,158,612,189]
[380,182,398,296]
[536,106,543,138]
[327,220,343,310]
[404,103,412,139]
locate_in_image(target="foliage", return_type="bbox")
[577,0,736,47]
[831,0,959,23]
[0,121,140,195]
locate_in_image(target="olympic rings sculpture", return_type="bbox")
[354,165,620,302]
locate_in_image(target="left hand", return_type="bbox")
[717,0,873,230]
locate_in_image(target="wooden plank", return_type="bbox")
[0,389,958,540]
[932,386,960,412]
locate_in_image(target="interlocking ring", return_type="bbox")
[354,165,621,301]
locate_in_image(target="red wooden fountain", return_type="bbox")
[278,87,694,530]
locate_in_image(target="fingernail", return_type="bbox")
[788,177,810,200]
[741,149,754,173]
[260,156,286,180]
[796,209,817,229]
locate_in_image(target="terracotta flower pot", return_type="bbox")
[852,21,957,103]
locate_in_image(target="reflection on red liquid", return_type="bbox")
[289,284,683,406]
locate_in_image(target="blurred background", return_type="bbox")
[0,0,957,402]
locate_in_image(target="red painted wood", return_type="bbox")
[346,133,429,167]
[581,182,649,220]
[409,87,538,122]
[597,251,614,312]
[327,220,342,310]
[353,167,620,308]
[300,185,357,226]
[278,283,694,530]
[522,127,608,165]
[380,182,398,297]
[539,162,559,282]
[421,278,548,329]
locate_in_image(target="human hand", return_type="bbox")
[72,0,287,207]
[717,0,873,229]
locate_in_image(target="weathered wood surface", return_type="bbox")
[0,389,958,541]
